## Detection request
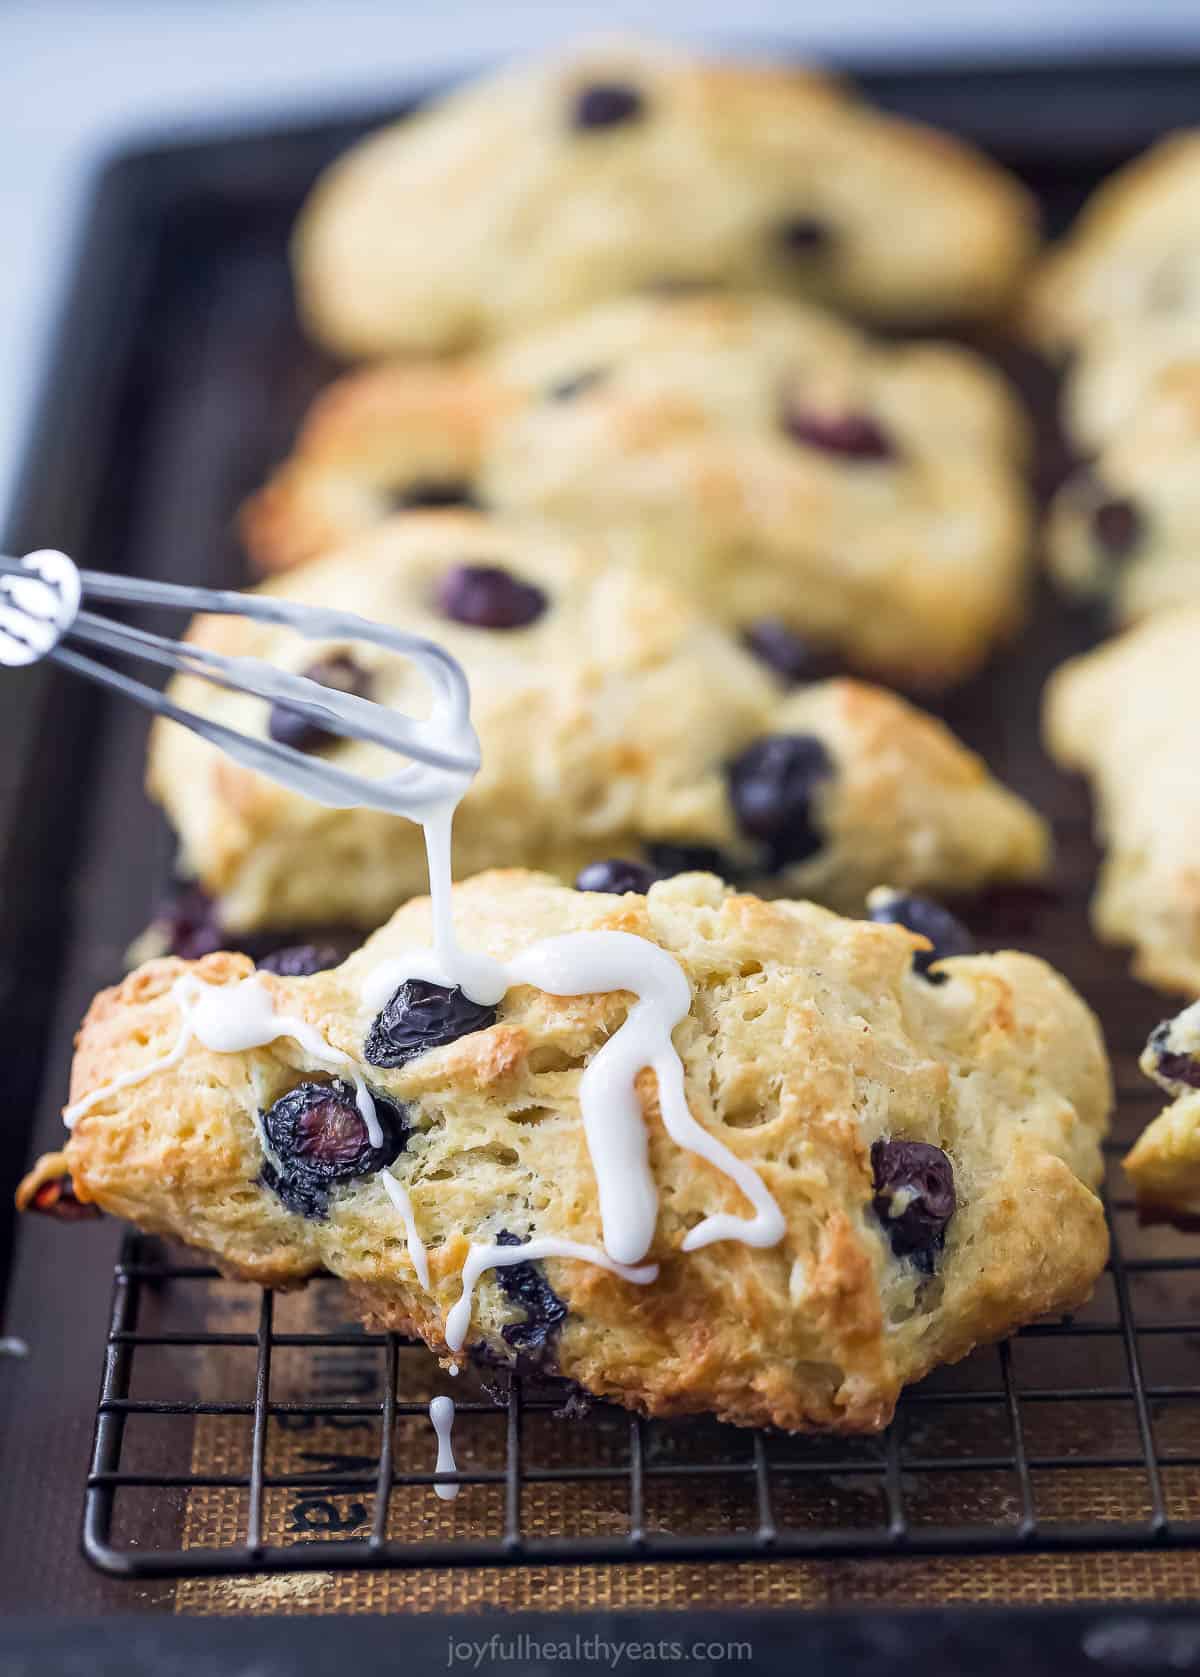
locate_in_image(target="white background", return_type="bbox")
[2,0,1200,529]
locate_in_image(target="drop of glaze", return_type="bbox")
[429,1395,459,1501]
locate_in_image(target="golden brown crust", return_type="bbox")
[28,870,1110,1433]
[294,39,1037,358]
[147,510,1048,934]
[241,292,1032,687]
[1044,611,1200,994]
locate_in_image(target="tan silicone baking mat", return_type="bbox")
[170,1251,1200,1615]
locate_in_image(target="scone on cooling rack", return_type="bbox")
[17,869,1111,1433]
[242,291,1033,688]
[1126,1002,1200,1221]
[293,38,1037,359]
[1044,610,1200,995]
[146,510,1049,937]
[1046,362,1200,622]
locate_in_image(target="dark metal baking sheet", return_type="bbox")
[3,56,1200,1624]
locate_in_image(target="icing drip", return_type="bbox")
[363,923,786,1271]
[64,974,381,1146]
[444,1237,658,1354]
[429,1395,459,1501]
[380,1170,431,1288]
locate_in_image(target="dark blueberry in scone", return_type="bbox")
[867,889,974,983]
[775,215,833,256]
[743,619,843,685]
[645,842,732,880]
[1144,1019,1200,1092]
[571,82,645,131]
[871,1137,956,1273]
[257,944,343,977]
[261,1078,407,1220]
[267,653,373,754]
[492,1229,569,1356]
[1091,494,1143,560]
[259,1079,405,1227]
[781,404,895,462]
[24,1170,102,1222]
[156,882,226,960]
[575,858,658,896]
[364,978,499,1069]
[726,734,833,870]
[389,478,480,512]
[435,564,547,630]
[547,368,607,402]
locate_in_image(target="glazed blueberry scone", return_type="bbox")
[242,292,1033,687]
[17,869,1111,1433]
[1044,610,1200,994]
[1047,362,1200,620]
[293,39,1037,359]
[147,511,1049,935]
[1125,1002,1200,1220]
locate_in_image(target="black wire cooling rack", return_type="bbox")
[83,1136,1200,1578]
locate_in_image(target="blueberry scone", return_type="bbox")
[1044,610,1200,994]
[1047,362,1200,621]
[1030,138,1200,616]
[294,39,1036,359]
[1125,1002,1200,1220]
[147,511,1048,936]
[242,292,1033,687]
[17,869,1110,1433]
[1028,132,1200,374]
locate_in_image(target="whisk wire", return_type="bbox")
[0,552,482,810]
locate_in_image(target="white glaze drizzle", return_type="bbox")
[428,1395,459,1501]
[380,1169,431,1289]
[63,973,382,1147]
[444,1237,659,1354]
[363,914,786,1270]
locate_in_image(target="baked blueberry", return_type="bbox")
[726,734,833,869]
[743,619,842,685]
[261,1078,407,1220]
[364,978,498,1069]
[547,368,606,402]
[435,564,547,630]
[870,1137,956,1272]
[775,215,833,256]
[389,478,480,512]
[257,945,342,977]
[493,1229,569,1355]
[781,405,895,462]
[575,858,658,896]
[1145,1020,1200,1090]
[25,1170,102,1222]
[571,82,645,130]
[267,654,373,754]
[156,882,226,961]
[867,890,973,982]
[645,842,732,880]
[1091,495,1142,560]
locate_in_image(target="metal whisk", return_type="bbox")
[0,550,480,815]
